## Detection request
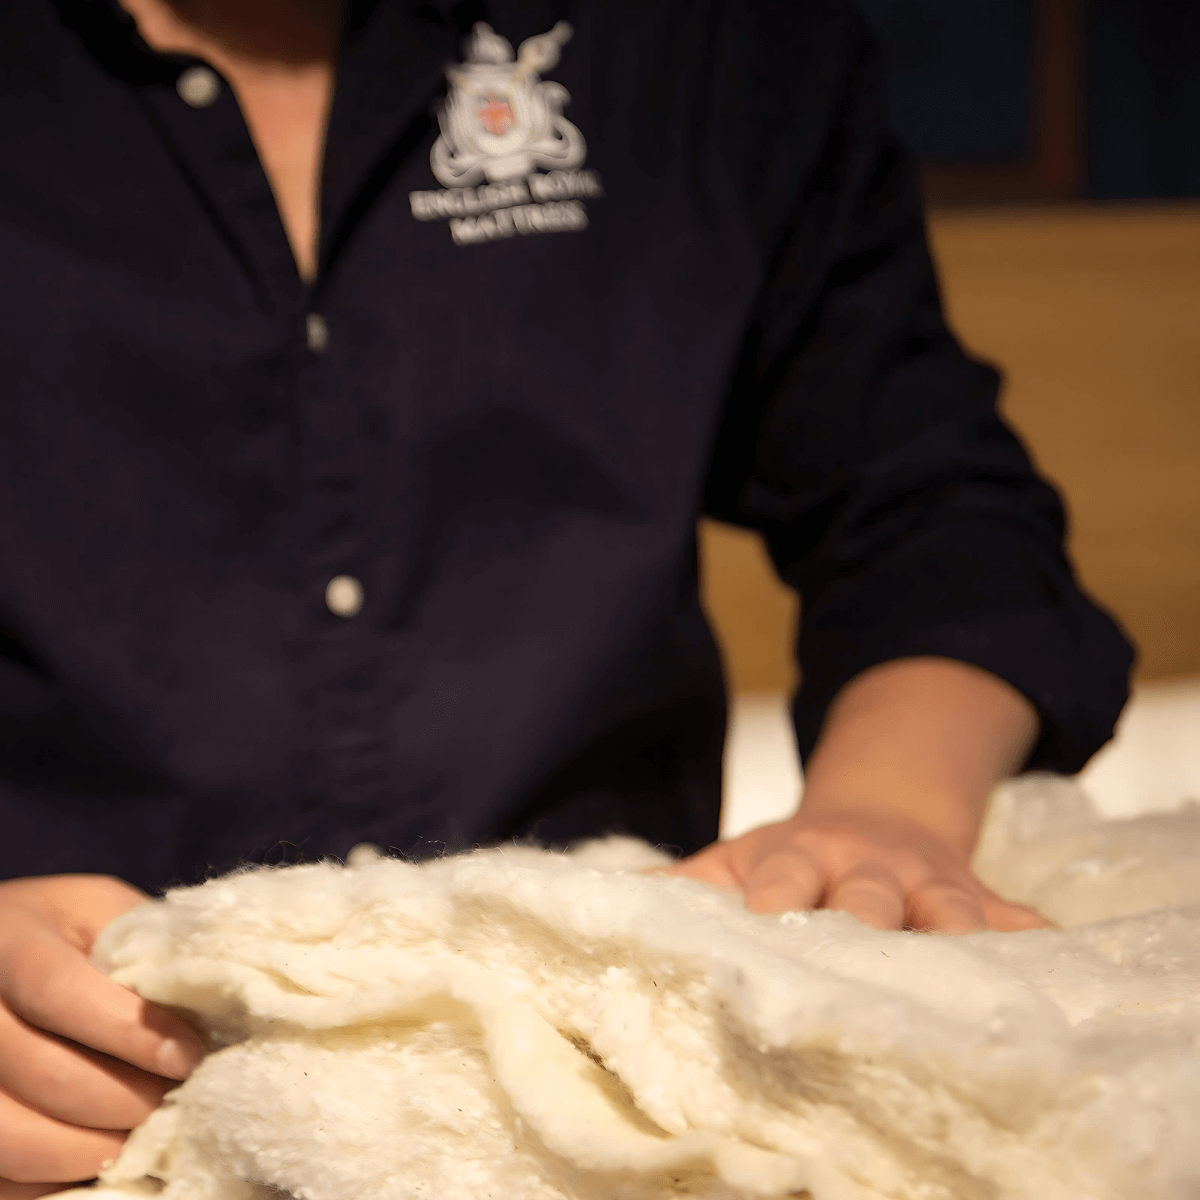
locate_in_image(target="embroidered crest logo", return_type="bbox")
[409,21,603,246]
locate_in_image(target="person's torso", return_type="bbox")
[0,0,855,887]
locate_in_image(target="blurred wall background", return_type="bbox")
[701,0,1200,699]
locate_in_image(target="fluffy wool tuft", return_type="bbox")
[68,776,1200,1200]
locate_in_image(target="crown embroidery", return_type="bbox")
[431,21,586,187]
[409,22,603,245]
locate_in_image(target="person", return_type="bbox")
[0,0,1133,1193]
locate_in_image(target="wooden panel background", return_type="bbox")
[700,204,1200,694]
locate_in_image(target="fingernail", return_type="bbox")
[158,1037,205,1079]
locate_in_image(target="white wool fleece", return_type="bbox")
[66,776,1200,1200]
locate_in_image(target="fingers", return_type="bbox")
[0,927,204,1083]
[672,841,826,915]
[981,894,1054,932]
[907,882,986,934]
[0,999,171,1131]
[0,1180,76,1200]
[0,1180,72,1200]
[671,829,1052,935]
[665,844,741,891]
[741,848,824,915]
[0,1086,124,1185]
[0,877,189,1195]
[825,864,906,931]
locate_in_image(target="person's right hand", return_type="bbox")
[0,875,206,1199]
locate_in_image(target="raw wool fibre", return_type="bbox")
[70,776,1200,1200]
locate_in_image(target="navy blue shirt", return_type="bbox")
[0,0,1133,892]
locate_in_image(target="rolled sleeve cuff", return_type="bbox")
[791,523,1135,774]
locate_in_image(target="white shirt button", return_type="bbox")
[306,313,329,353]
[325,575,363,618]
[176,66,221,108]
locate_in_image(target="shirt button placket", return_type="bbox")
[300,298,383,802]
[308,318,357,617]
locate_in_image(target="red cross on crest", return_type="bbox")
[478,97,515,136]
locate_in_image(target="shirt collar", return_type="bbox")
[53,0,470,83]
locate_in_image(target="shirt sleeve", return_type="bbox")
[701,7,1134,774]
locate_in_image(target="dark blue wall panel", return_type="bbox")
[1087,1,1200,200]
[857,0,1033,162]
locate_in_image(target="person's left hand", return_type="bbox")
[668,808,1049,934]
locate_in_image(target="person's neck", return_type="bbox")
[119,0,346,68]
[119,0,348,283]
